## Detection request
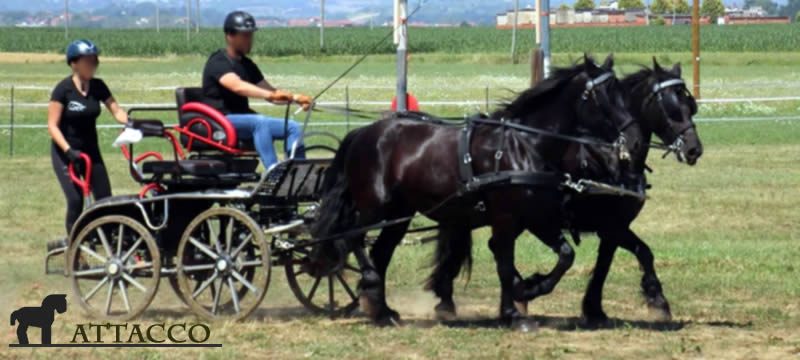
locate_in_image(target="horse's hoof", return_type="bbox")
[646,295,672,321]
[375,309,403,327]
[514,301,529,316]
[434,303,457,321]
[580,313,611,329]
[510,317,538,333]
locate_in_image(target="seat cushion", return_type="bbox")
[142,160,228,177]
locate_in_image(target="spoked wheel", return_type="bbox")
[284,242,359,318]
[68,215,161,320]
[176,207,271,321]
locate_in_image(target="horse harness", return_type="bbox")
[455,71,639,200]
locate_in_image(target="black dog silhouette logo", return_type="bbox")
[9,294,68,345]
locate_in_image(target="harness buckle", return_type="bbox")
[463,153,472,164]
[494,150,503,160]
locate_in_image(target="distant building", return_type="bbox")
[286,17,354,28]
[496,5,785,28]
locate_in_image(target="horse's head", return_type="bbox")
[574,54,640,151]
[43,294,68,314]
[563,54,642,181]
[628,58,703,165]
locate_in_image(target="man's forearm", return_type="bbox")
[231,80,275,99]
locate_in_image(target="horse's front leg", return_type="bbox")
[488,222,535,331]
[581,230,619,327]
[617,228,672,320]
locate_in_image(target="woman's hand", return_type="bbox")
[65,148,82,163]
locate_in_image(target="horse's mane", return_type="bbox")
[492,63,586,119]
[621,66,655,91]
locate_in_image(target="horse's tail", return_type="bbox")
[310,128,362,270]
[426,225,473,294]
[10,310,17,326]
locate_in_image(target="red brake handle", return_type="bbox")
[67,152,92,197]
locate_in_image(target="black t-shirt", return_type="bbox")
[50,76,112,153]
[202,49,265,114]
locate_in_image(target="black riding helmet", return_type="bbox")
[224,11,257,34]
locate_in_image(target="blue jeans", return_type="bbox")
[226,114,306,168]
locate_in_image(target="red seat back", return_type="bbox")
[175,87,241,152]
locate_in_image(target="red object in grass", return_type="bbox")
[391,93,420,112]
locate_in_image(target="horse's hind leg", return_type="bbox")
[514,227,575,302]
[428,223,472,321]
[359,219,411,326]
[16,324,29,345]
[617,228,671,320]
[488,224,535,331]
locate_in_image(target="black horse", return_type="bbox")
[311,55,642,330]
[430,58,703,328]
[10,294,67,345]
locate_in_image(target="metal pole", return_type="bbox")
[9,86,14,157]
[155,0,160,33]
[185,0,191,41]
[345,85,350,131]
[511,0,519,64]
[320,0,326,51]
[484,86,490,113]
[692,0,701,99]
[540,0,551,77]
[195,0,201,33]
[64,0,69,40]
[395,0,408,112]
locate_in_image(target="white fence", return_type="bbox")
[2,83,799,156]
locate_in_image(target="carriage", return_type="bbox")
[44,87,365,321]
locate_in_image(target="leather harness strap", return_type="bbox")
[457,119,563,195]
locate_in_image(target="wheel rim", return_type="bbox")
[69,215,160,320]
[284,245,359,317]
[177,207,270,321]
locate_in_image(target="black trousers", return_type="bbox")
[51,144,112,234]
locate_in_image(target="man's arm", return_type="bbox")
[219,72,291,102]
[256,79,277,92]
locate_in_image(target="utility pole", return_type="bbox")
[195,0,201,32]
[692,0,701,99]
[64,0,69,40]
[320,0,326,51]
[511,0,519,63]
[541,0,551,77]
[185,0,191,41]
[394,0,408,112]
[155,0,160,33]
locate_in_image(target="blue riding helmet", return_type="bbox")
[66,39,100,65]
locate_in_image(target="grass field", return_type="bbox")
[0,50,799,359]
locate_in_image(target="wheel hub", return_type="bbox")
[216,258,232,273]
[106,259,123,278]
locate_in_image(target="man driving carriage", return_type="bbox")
[203,11,313,169]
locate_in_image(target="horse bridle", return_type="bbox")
[642,78,697,161]
[581,71,635,162]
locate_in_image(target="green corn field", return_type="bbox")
[1,24,798,57]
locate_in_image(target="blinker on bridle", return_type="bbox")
[581,71,633,163]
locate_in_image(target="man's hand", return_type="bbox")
[293,93,313,111]
[267,89,294,103]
